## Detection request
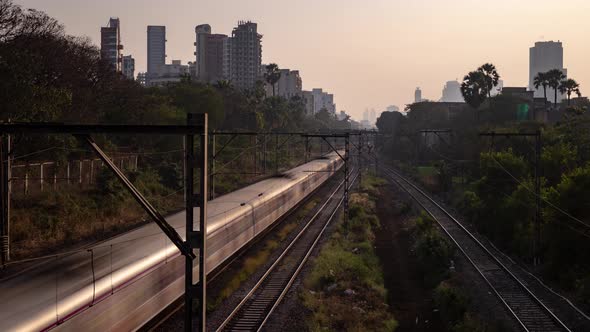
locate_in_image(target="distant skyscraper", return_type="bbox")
[529,41,567,102]
[415,87,422,103]
[230,21,262,90]
[100,18,123,71]
[195,25,228,83]
[441,81,464,102]
[369,108,377,125]
[122,55,135,80]
[147,26,166,79]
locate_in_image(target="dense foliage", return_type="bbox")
[376,80,590,306]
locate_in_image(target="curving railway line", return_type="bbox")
[380,165,571,332]
[215,171,359,332]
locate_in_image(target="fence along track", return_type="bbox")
[216,171,358,332]
[381,166,570,332]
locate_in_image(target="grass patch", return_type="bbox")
[301,173,398,331]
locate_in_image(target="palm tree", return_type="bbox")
[533,72,549,104]
[460,71,488,111]
[263,63,281,97]
[546,69,566,108]
[558,79,582,105]
[477,63,500,97]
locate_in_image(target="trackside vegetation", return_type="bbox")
[300,174,398,331]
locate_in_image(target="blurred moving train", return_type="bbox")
[0,153,343,331]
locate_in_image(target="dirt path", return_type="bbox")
[375,184,444,331]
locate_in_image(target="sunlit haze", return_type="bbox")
[15,0,590,120]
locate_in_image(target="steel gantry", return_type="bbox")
[0,116,209,332]
[301,133,350,222]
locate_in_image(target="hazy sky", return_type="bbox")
[15,0,590,120]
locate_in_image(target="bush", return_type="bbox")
[434,282,468,328]
[414,225,455,287]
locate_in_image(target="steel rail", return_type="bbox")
[216,170,359,332]
[381,165,571,332]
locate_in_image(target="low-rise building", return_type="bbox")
[146,60,190,87]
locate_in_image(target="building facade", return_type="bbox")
[147,60,190,87]
[276,69,302,98]
[100,18,123,72]
[147,26,166,81]
[529,41,567,102]
[441,80,463,102]
[122,55,135,80]
[230,21,262,90]
[194,25,230,83]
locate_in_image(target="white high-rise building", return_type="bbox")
[529,41,567,102]
[147,26,166,80]
[230,21,262,90]
[441,81,464,102]
[415,87,422,103]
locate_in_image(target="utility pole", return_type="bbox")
[184,113,208,332]
[480,131,542,265]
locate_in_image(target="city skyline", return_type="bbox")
[15,0,590,120]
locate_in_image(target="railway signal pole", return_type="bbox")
[480,131,542,266]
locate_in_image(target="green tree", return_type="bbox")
[263,63,281,97]
[558,78,581,105]
[533,72,550,104]
[546,69,566,107]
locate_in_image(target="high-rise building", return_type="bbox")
[441,81,463,102]
[415,87,422,103]
[100,18,123,71]
[122,55,135,80]
[230,21,262,90]
[194,24,229,83]
[529,41,567,102]
[195,24,211,80]
[147,26,166,80]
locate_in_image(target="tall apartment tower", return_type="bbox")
[415,87,422,103]
[147,26,166,79]
[195,24,228,83]
[230,21,262,90]
[195,24,211,80]
[100,18,123,71]
[529,41,567,101]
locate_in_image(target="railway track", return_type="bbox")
[381,165,571,332]
[215,171,359,332]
